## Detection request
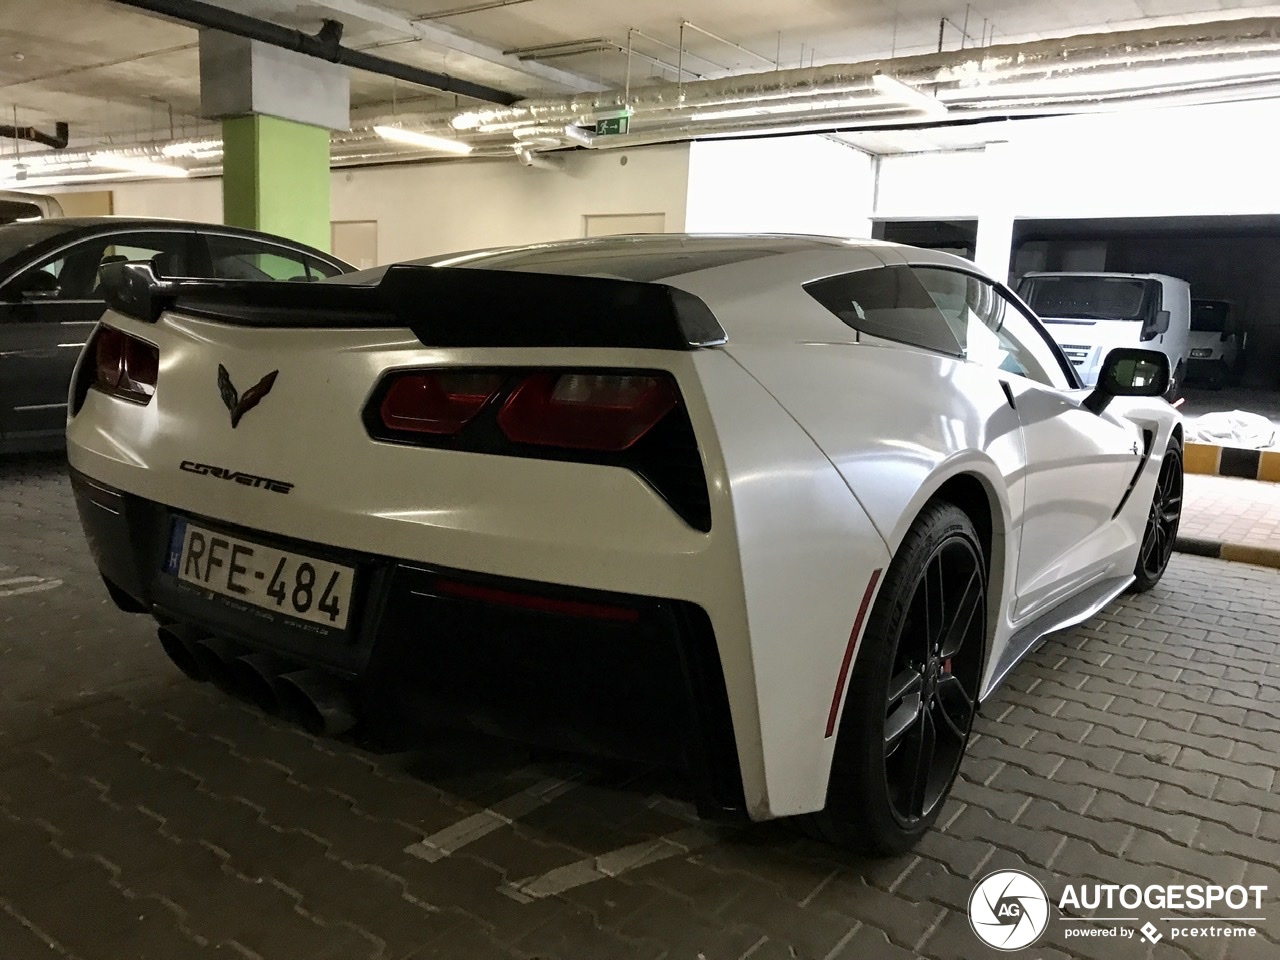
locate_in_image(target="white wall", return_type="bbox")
[875,149,988,220]
[685,135,874,237]
[55,176,224,222]
[55,143,692,263]
[876,98,1280,222]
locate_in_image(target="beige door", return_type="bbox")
[331,220,378,269]
[52,190,114,217]
[583,213,666,238]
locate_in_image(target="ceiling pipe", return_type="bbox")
[514,147,565,170]
[0,121,69,149]
[109,0,520,105]
[14,16,1280,182]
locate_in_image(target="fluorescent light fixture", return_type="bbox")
[690,106,765,122]
[871,73,948,116]
[374,125,473,154]
[91,152,190,178]
[956,54,1280,101]
[162,139,223,160]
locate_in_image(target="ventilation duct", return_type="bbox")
[7,16,1280,183]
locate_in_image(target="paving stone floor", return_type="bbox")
[1181,474,1280,551]
[3,452,1279,960]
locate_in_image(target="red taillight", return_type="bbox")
[497,373,678,451]
[93,327,159,403]
[95,328,126,389]
[379,371,504,435]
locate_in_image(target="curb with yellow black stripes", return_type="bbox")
[1184,441,1280,482]
[1175,441,1280,569]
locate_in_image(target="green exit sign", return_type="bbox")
[596,117,629,136]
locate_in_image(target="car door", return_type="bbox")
[0,229,198,446]
[912,266,1145,619]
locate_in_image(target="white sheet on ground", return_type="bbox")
[1185,410,1277,449]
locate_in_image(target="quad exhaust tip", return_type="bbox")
[154,624,357,737]
[190,638,243,699]
[156,623,210,682]
[230,652,290,715]
[275,669,358,738]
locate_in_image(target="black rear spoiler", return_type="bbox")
[98,262,727,350]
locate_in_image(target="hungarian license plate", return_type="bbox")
[164,518,353,630]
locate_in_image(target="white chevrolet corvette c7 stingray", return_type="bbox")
[68,235,1182,855]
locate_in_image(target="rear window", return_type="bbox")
[1018,276,1155,321]
[1191,300,1230,332]
[805,265,963,356]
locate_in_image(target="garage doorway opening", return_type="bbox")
[1013,215,1280,440]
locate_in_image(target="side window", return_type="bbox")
[206,235,321,281]
[98,232,194,284]
[8,253,81,299]
[4,232,191,302]
[804,265,963,356]
[305,255,345,280]
[913,267,1072,389]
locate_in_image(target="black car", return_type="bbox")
[0,217,353,453]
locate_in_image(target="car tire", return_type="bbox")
[1164,361,1185,402]
[800,501,986,856]
[1130,441,1183,593]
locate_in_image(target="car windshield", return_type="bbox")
[1192,300,1230,332]
[0,221,75,265]
[1019,276,1153,321]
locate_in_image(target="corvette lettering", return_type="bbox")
[179,461,294,494]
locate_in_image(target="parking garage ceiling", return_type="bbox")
[4,0,1280,159]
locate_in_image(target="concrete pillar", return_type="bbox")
[222,115,331,251]
[199,30,349,251]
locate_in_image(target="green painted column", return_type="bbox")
[222,114,331,252]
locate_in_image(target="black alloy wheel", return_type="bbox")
[882,532,986,826]
[802,501,986,856]
[1132,442,1183,592]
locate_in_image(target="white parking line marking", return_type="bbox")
[0,576,63,598]
[501,825,724,902]
[403,774,581,863]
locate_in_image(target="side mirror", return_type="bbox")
[1083,348,1170,414]
[1140,309,1171,341]
[19,287,63,301]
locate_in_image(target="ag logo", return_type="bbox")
[968,870,1051,951]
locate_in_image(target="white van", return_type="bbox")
[1016,271,1191,398]
[1188,298,1243,389]
[0,190,64,225]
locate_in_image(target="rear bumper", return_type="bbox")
[71,467,746,815]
